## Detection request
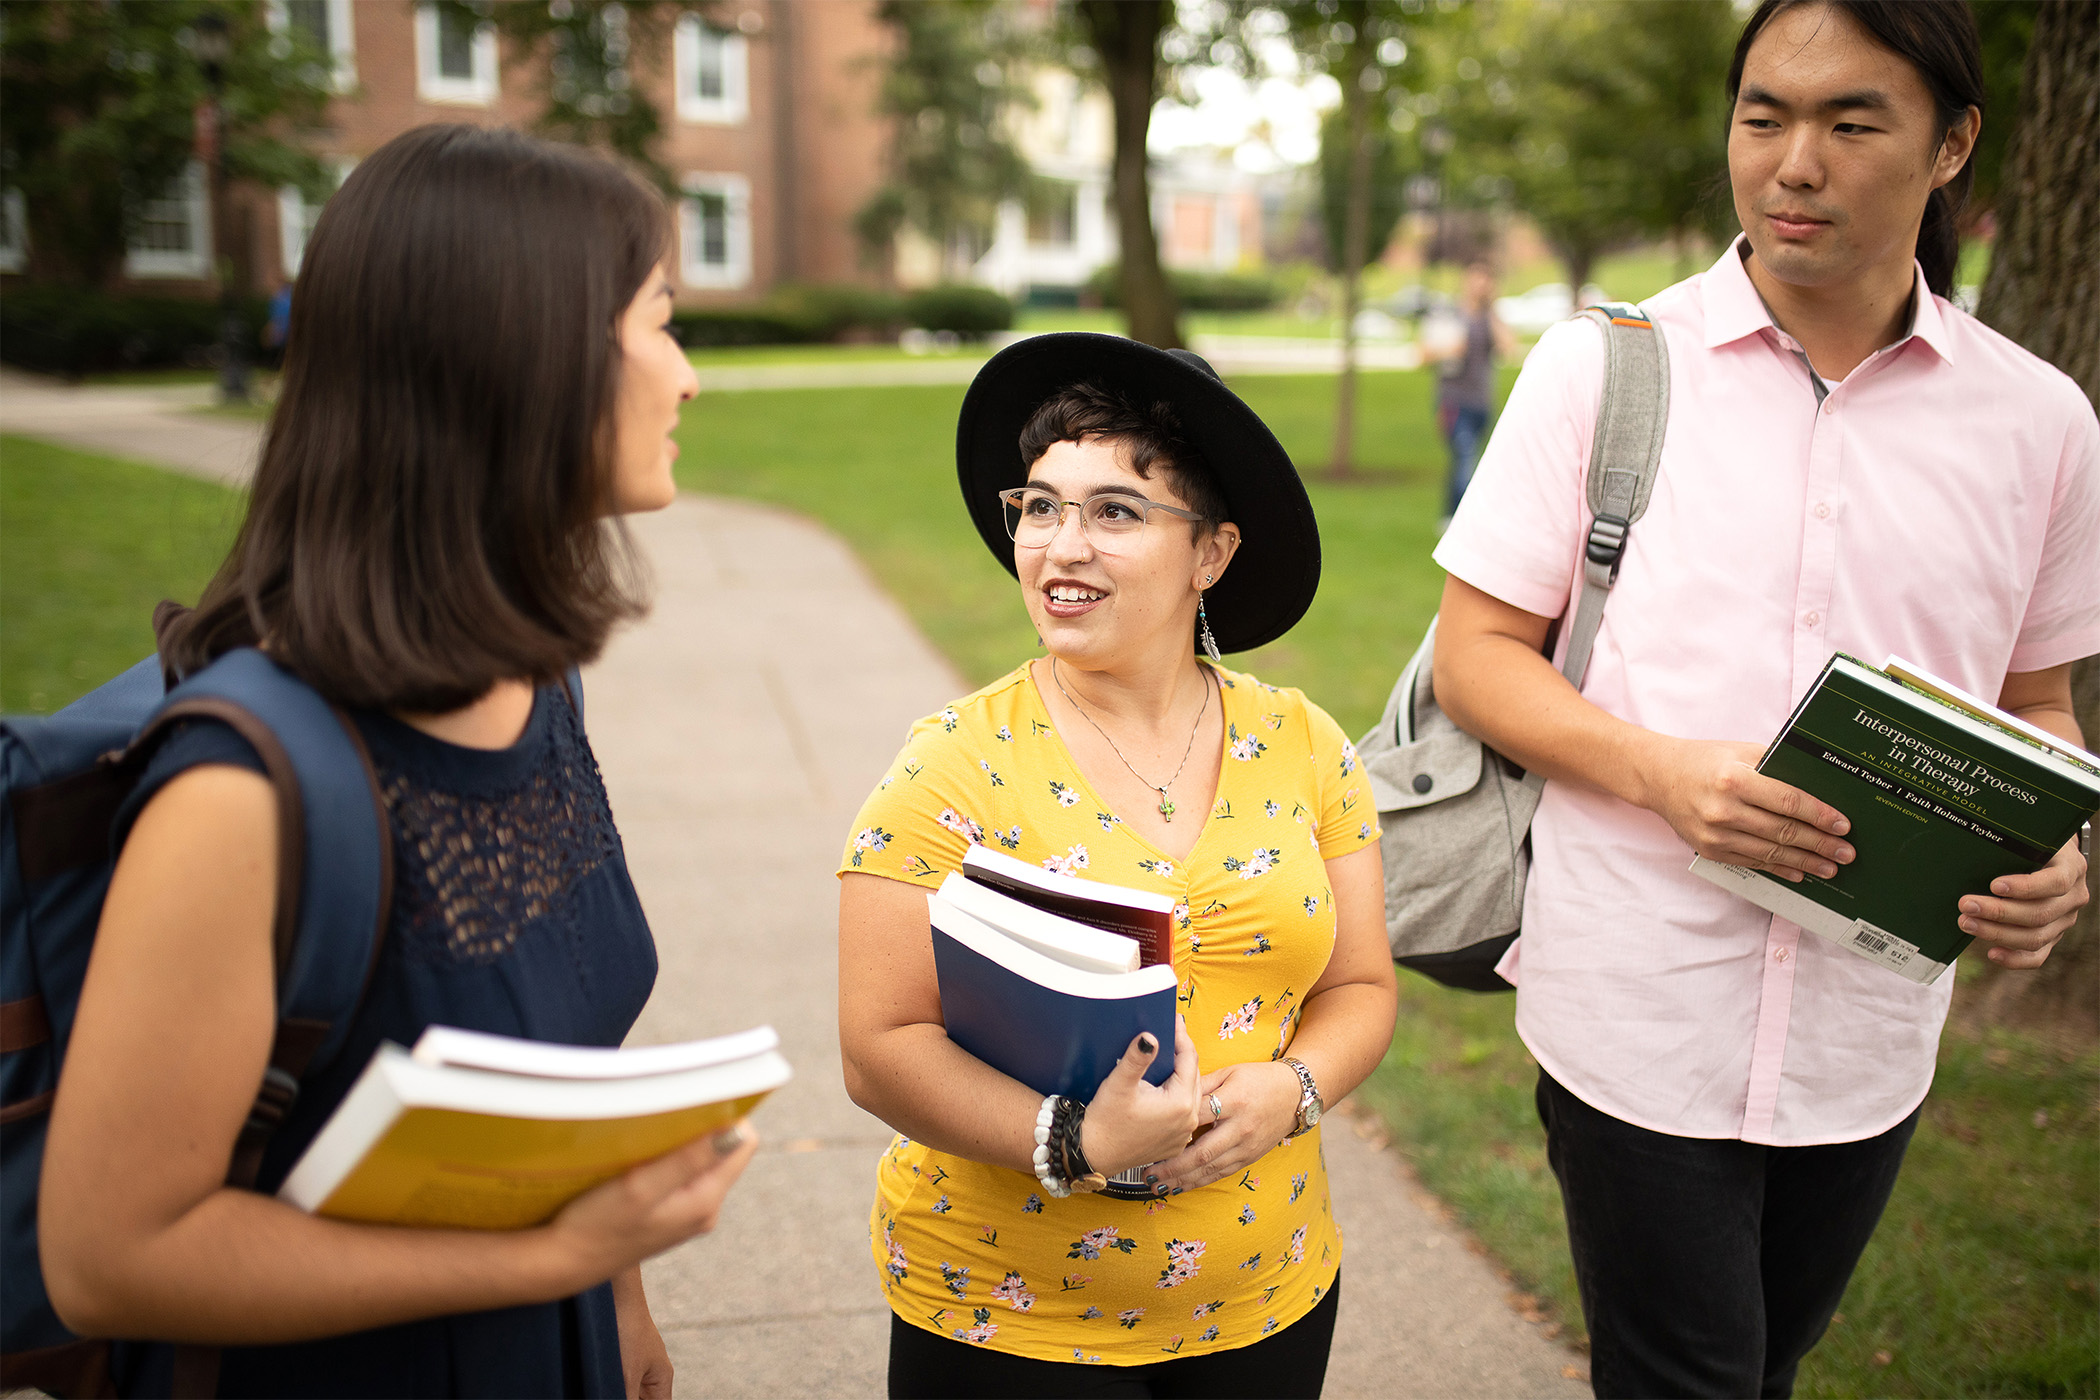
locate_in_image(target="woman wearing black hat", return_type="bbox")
[837,335,1398,1398]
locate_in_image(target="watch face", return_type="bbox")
[1303,1100,1321,1128]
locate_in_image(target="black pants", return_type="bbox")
[887,1273,1340,1399]
[1537,1070,1918,1399]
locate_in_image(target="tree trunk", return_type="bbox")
[1328,35,1374,481]
[1976,0,2099,402]
[1077,0,1183,350]
[1561,244,1595,305]
[1966,0,2099,1037]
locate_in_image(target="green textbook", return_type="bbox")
[1691,654,2100,985]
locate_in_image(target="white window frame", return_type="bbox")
[0,190,26,275]
[124,162,212,280]
[265,0,357,93]
[278,158,356,278]
[673,16,748,125]
[415,3,499,106]
[678,174,752,291]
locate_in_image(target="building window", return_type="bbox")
[267,0,357,92]
[678,174,751,290]
[0,190,26,275]
[1026,181,1077,247]
[415,3,498,105]
[674,17,748,125]
[278,159,354,279]
[125,163,212,280]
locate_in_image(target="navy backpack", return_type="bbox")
[1,643,392,1397]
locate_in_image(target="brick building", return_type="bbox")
[9,0,894,306]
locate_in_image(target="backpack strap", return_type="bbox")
[135,650,391,1178]
[139,652,390,1400]
[1561,305,1670,689]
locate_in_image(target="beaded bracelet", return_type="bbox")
[1031,1094,1071,1198]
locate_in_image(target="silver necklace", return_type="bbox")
[1050,658,1212,822]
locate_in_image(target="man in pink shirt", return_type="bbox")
[1431,1,2097,1395]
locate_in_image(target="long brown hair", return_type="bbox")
[1727,0,1983,299]
[161,125,668,711]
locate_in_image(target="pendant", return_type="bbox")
[1158,791,1175,821]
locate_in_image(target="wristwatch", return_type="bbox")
[1281,1057,1323,1138]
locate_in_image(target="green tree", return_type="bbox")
[1278,0,1418,477]
[857,0,1034,280]
[1071,0,1185,349]
[1436,0,1736,295]
[0,0,330,288]
[464,1,750,194]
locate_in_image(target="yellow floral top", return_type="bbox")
[837,660,1379,1365]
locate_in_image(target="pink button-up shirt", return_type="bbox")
[1433,241,2100,1145]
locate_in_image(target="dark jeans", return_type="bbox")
[1441,403,1489,516]
[887,1272,1340,1399]
[1537,1070,1918,1399]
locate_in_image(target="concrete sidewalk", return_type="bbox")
[0,370,261,486]
[3,377,1588,1397]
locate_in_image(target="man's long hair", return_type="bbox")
[1727,0,1985,299]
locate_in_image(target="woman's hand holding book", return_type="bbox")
[1079,1018,1201,1177]
[543,1121,762,1286]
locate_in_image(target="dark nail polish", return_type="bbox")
[1138,1034,1157,1055]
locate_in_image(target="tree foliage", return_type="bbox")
[457,0,736,192]
[857,0,1033,277]
[1432,0,1736,292]
[0,0,331,287]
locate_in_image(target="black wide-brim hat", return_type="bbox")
[955,332,1320,655]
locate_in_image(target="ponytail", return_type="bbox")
[1915,168,1965,300]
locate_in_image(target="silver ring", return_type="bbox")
[1207,1093,1224,1121]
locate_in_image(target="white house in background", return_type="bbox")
[908,68,1271,300]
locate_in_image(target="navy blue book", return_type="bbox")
[928,893,1177,1099]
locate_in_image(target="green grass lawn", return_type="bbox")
[0,435,242,712]
[5,356,2091,1394]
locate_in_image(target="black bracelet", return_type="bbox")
[1051,1096,1102,1191]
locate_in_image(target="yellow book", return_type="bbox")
[278,1025,791,1230]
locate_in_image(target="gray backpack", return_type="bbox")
[1361,306,1669,991]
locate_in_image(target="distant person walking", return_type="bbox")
[1427,260,1515,525]
[1428,1,2095,1396]
[261,276,292,365]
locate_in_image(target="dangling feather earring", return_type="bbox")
[1198,577,1222,666]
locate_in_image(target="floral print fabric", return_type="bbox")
[838,662,1376,1364]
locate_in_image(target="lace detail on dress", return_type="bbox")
[381,694,620,964]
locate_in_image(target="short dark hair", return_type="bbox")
[1727,0,1983,299]
[161,125,670,711]
[1015,382,1229,531]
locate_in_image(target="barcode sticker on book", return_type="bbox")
[1848,919,1921,975]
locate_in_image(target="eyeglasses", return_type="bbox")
[999,487,1205,552]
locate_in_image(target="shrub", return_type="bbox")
[670,307,825,348]
[0,285,269,377]
[766,281,905,340]
[670,281,906,348]
[903,283,1014,338]
[1084,265,1281,313]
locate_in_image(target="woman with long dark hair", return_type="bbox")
[38,124,742,1398]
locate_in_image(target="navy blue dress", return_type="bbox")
[110,681,658,1399]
